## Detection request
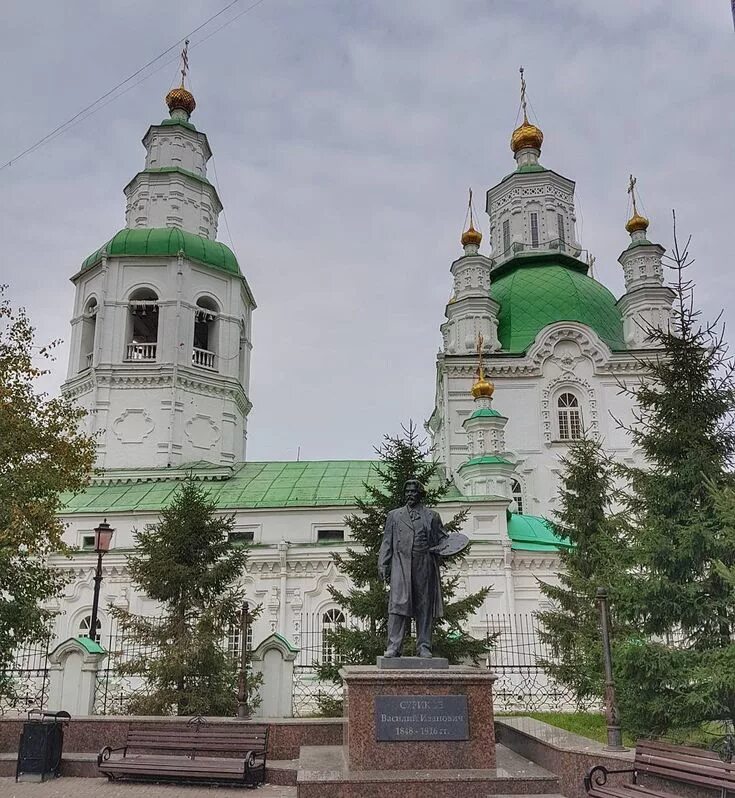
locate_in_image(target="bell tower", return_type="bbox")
[62,50,255,471]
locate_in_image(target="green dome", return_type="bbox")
[489,259,625,353]
[81,228,240,276]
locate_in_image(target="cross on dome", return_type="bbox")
[461,188,483,249]
[511,66,543,155]
[625,173,650,235]
[471,332,494,400]
[165,40,196,119]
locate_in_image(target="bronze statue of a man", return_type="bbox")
[378,478,448,658]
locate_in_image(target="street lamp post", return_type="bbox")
[237,601,251,719]
[89,520,114,642]
[596,586,627,751]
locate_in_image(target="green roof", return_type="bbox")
[62,461,383,514]
[507,513,571,552]
[459,455,513,468]
[159,117,197,132]
[81,228,240,276]
[468,408,504,419]
[490,258,625,353]
[74,636,106,654]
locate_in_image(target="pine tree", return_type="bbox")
[614,217,735,737]
[316,423,491,710]
[537,435,630,707]
[111,478,259,716]
[0,287,95,699]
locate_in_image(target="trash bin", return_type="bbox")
[15,709,71,782]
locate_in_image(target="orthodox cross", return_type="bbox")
[519,65,528,123]
[180,39,190,87]
[468,187,475,229]
[476,332,486,380]
[627,174,639,216]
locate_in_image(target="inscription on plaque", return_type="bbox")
[374,694,469,741]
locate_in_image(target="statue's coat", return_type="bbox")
[378,505,447,617]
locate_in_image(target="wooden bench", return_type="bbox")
[585,739,735,797]
[97,722,268,787]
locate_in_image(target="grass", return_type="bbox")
[500,711,729,751]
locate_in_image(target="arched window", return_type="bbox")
[192,297,218,369]
[126,288,159,361]
[80,298,98,371]
[321,609,345,664]
[557,392,583,440]
[78,615,102,644]
[511,479,524,515]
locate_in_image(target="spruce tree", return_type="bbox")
[112,478,258,716]
[537,436,630,706]
[316,424,491,707]
[614,217,735,737]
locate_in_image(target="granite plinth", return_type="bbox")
[340,664,497,771]
[296,743,563,798]
[376,656,448,669]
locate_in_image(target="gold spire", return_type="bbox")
[511,66,543,153]
[166,40,196,117]
[461,188,483,247]
[625,174,649,233]
[471,333,495,399]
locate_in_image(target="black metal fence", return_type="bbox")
[0,636,51,717]
[290,611,589,717]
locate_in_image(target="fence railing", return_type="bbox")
[0,636,51,717]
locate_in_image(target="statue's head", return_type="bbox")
[404,478,425,508]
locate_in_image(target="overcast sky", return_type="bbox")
[1,1,733,462]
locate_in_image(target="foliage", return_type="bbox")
[111,478,260,716]
[613,217,735,737]
[537,435,630,706]
[316,423,491,709]
[0,286,95,697]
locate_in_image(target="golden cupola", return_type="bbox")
[461,224,483,248]
[166,85,196,117]
[511,117,543,153]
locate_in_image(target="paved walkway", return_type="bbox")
[1,778,296,797]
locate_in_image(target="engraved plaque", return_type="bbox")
[374,695,469,741]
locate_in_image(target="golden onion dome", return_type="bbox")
[166,85,196,117]
[625,212,649,234]
[471,374,495,399]
[510,121,543,153]
[461,224,483,247]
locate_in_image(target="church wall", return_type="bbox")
[53,501,557,655]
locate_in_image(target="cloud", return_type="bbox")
[1,0,733,461]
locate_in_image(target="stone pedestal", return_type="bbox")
[342,665,496,771]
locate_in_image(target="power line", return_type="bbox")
[1,0,268,172]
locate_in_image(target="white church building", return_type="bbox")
[50,75,672,683]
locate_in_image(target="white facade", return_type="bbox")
[48,90,674,693]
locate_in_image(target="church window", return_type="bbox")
[557,392,582,440]
[228,529,255,546]
[530,213,539,247]
[126,288,159,361]
[80,298,98,371]
[81,535,96,550]
[502,220,511,254]
[557,213,565,246]
[321,609,345,664]
[79,615,102,644]
[511,479,524,515]
[317,529,344,543]
[193,297,218,370]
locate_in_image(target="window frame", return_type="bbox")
[556,392,583,441]
[530,212,539,248]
